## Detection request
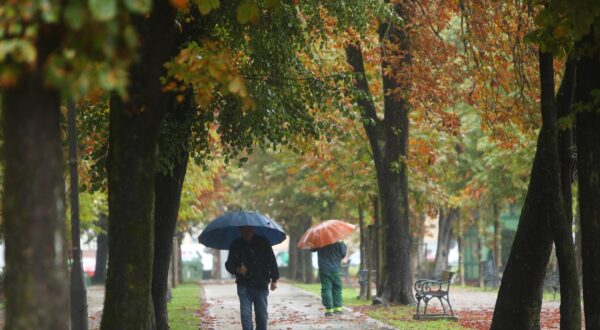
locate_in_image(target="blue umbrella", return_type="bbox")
[198,211,286,249]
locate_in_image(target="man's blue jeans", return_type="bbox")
[237,283,269,330]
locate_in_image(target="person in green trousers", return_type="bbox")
[313,241,347,316]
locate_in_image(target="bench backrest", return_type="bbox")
[440,271,454,291]
[440,271,454,282]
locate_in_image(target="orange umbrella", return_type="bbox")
[297,220,355,249]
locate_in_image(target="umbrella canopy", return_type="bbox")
[198,211,286,250]
[297,220,355,249]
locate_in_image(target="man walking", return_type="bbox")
[313,241,347,316]
[226,226,279,330]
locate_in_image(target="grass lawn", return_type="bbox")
[167,282,202,330]
[292,282,468,329]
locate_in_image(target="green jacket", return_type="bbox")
[313,242,347,273]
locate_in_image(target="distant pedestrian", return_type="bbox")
[225,226,279,330]
[313,241,347,316]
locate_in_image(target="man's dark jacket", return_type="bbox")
[225,235,279,290]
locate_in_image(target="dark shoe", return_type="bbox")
[325,312,333,317]
[333,310,343,314]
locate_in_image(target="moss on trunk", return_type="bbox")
[574,45,600,330]
[3,62,69,329]
[101,1,177,328]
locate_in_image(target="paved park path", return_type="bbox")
[0,281,561,329]
[201,280,396,330]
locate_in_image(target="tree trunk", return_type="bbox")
[3,40,69,328]
[477,222,484,288]
[345,3,413,304]
[292,230,303,282]
[301,216,313,283]
[152,153,189,329]
[102,95,162,328]
[552,58,581,330]
[359,204,368,299]
[211,249,221,279]
[490,50,564,330]
[172,238,180,286]
[177,235,184,284]
[287,231,297,281]
[409,210,426,279]
[152,88,194,329]
[457,224,465,286]
[366,225,375,300]
[302,248,314,283]
[492,204,502,270]
[92,213,109,285]
[101,1,177,328]
[434,208,456,276]
[372,197,383,296]
[574,42,600,330]
[298,248,305,281]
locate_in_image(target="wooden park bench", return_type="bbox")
[413,271,457,320]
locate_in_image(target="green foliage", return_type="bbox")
[196,0,220,15]
[77,97,110,192]
[527,0,600,56]
[78,191,108,233]
[0,1,152,99]
[236,1,259,24]
[89,0,118,21]
[124,0,153,14]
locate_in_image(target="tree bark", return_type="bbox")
[359,204,368,299]
[574,41,600,330]
[490,50,564,330]
[211,249,221,279]
[151,88,194,329]
[434,208,456,276]
[302,216,313,283]
[152,149,190,329]
[492,204,502,270]
[373,197,384,296]
[287,217,303,282]
[177,235,184,284]
[477,222,484,288]
[345,2,413,304]
[457,224,465,285]
[302,247,314,283]
[366,224,373,300]
[3,29,69,327]
[101,1,177,328]
[287,231,297,281]
[92,214,109,285]
[553,58,581,330]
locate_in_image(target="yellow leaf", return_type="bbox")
[228,76,243,94]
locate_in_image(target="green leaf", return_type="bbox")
[88,0,117,21]
[198,0,219,15]
[124,0,152,14]
[209,0,220,9]
[265,0,280,9]
[236,1,259,24]
[40,0,60,23]
[64,2,86,30]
